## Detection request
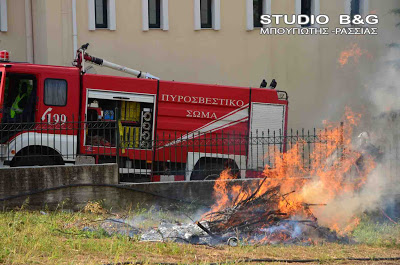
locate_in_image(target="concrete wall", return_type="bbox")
[118,179,262,209]
[0,163,118,209]
[0,162,260,211]
[0,0,399,128]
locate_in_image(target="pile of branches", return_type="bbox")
[197,178,354,244]
[201,178,305,235]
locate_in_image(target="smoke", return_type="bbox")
[308,164,391,230]
[367,49,400,114]
[125,204,209,229]
[361,46,400,218]
[311,47,400,228]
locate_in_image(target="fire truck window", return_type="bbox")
[1,74,36,123]
[44,79,67,106]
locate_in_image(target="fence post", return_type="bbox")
[151,132,156,180]
[115,107,120,181]
[267,129,270,167]
[340,121,344,161]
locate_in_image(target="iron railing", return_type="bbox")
[0,119,398,183]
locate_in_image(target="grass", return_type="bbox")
[0,206,400,264]
[352,217,400,247]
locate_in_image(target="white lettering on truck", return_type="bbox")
[161,94,245,107]
[41,107,67,125]
[187,110,218,119]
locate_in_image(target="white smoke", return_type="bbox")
[310,164,393,230]
[367,49,400,114]
[296,41,400,230]
[316,46,400,228]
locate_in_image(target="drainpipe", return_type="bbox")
[25,0,34,63]
[72,0,78,58]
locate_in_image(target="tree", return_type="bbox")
[389,9,400,68]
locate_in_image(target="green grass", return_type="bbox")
[352,217,400,247]
[1,208,400,264]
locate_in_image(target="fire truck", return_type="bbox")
[0,44,288,182]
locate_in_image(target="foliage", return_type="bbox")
[388,8,400,48]
[83,200,108,215]
[391,9,400,16]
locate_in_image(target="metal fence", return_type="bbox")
[0,120,398,183]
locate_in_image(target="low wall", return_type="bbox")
[0,164,118,210]
[2,165,398,217]
[119,179,261,209]
[0,163,261,210]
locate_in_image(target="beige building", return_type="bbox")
[0,0,399,128]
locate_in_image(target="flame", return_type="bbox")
[208,169,239,214]
[204,108,376,240]
[338,43,371,67]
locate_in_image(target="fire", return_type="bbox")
[203,108,376,240]
[338,43,371,67]
[207,169,243,214]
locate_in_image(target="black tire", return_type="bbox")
[191,162,224,181]
[190,159,239,181]
[11,155,64,167]
[10,147,64,167]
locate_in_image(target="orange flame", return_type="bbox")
[204,108,376,237]
[338,43,371,67]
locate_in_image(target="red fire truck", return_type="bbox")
[0,45,288,182]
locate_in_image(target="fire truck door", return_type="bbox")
[37,75,79,126]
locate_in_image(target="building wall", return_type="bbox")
[0,0,27,62]
[0,0,399,128]
[32,0,48,64]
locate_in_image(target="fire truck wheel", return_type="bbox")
[10,147,64,167]
[190,158,239,181]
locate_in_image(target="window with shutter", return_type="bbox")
[351,0,361,19]
[253,0,263,28]
[95,0,108,28]
[345,0,368,26]
[143,0,168,31]
[149,0,161,28]
[200,0,212,28]
[300,0,312,27]
[0,0,7,32]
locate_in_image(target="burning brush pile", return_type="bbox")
[196,178,351,245]
[192,109,378,245]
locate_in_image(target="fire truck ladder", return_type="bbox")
[73,43,160,80]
